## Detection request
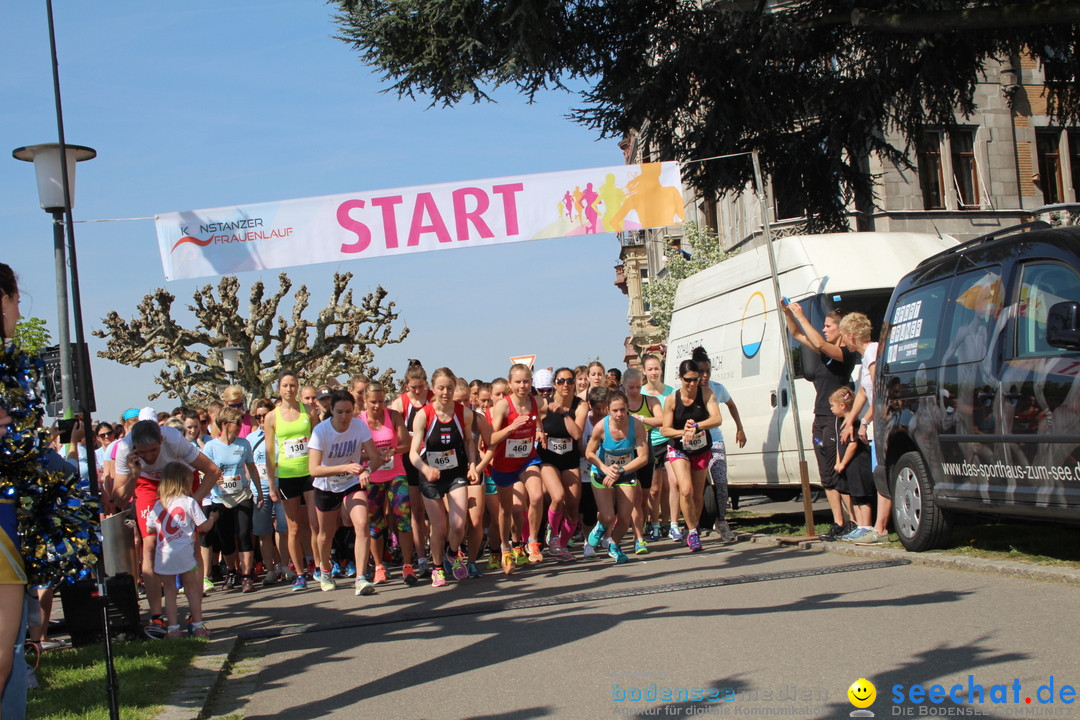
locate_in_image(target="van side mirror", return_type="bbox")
[1047,301,1080,351]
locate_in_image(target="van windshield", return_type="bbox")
[793,290,893,379]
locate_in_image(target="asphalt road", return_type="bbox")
[196,533,1079,720]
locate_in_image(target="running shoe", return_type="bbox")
[646,523,662,542]
[549,543,575,562]
[144,618,168,640]
[254,562,265,576]
[331,562,344,578]
[582,542,597,558]
[417,558,431,578]
[224,572,238,591]
[607,542,629,564]
[487,552,501,571]
[306,559,317,577]
[513,546,527,566]
[451,551,469,581]
[687,530,703,552]
[587,523,605,548]
[190,623,211,639]
[402,563,419,586]
[526,541,543,563]
[354,578,376,596]
[857,529,890,544]
[841,526,873,542]
[292,574,307,591]
[263,566,278,585]
[431,568,448,587]
[714,520,736,543]
[544,526,553,547]
[817,523,844,541]
[319,571,336,592]
[166,626,183,640]
[372,565,388,585]
[344,561,357,578]
[669,524,684,542]
[241,576,255,593]
[313,567,322,581]
[634,539,649,555]
[466,560,482,578]
[501,551,516,575]
[202,577,215,594]
[284,564,298,582]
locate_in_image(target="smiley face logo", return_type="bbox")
[848,678,876,709]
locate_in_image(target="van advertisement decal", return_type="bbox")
[740,291,767,377]
[942,459,1080,484]
[885,299,924,364]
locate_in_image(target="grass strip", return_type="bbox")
[28,638,204,720]
[729,509,1080,567]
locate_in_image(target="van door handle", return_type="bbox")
[976,390,995,401]
[1002,391,1021,401]
[781,389,788,407]
[770,391,777,408]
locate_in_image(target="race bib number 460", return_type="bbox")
[506,438,533,458]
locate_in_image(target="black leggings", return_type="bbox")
[203,500,254,555]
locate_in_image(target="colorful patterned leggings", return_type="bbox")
[367,477,412,537]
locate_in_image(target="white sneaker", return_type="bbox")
[319,572,336,592]
[354,579,375,596]
[583,543,596,558]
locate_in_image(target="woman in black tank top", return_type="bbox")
[537,368,588,562]
[660,360,723,553]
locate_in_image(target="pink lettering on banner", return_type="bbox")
[452,187,493,241]
[338,199,371,254]
[492,183,524,236]
[408,192,452,246]
[371,195,403,249]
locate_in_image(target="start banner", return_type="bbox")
[155,162,685,281]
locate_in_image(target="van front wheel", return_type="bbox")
[891,452,952,551]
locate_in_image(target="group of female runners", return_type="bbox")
[245,351,741,594]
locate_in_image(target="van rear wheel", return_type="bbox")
[891,451,952,551]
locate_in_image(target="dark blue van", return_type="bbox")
[874,222,1080,551]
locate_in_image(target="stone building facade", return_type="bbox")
[615,54,1080,357]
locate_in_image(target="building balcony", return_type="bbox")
[614,263,628,294]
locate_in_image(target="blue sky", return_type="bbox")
[1,1,633,422]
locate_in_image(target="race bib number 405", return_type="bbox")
[685,432,708,453]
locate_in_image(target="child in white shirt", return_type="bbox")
[145,461,216,638]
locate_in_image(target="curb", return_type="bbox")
[744,532,1080,586]
[154,635,242,720]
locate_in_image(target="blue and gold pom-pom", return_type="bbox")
[1,343,100,585]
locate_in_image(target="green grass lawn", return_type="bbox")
[729,508,1080,567]
[28,638,205,720]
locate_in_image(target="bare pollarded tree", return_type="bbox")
[94,272,408,404]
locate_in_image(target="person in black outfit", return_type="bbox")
[782,300,858,540]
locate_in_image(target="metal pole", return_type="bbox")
[751,151,817,539]
[51,210,74,417]
[44,1,119,717]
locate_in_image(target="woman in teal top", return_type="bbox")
[584,390,649,564]
[641,353,679,541]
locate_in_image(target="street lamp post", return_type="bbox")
[221,346,241,385]
[12,143,95,418]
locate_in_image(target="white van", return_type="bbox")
[665,232,958,509]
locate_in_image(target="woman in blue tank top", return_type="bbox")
[584,390,650,564]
